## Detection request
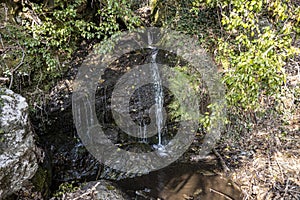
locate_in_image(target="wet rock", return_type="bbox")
[51,180,127,200]
[0,88,41,199]
[35,105,102,186]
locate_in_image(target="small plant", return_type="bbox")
[53,181,79,198]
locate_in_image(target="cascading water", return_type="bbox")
[147,31,164,147]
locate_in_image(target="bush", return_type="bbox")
[213,0,300,111]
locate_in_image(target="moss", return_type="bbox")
[31,166,51,198]
[106,185,116,191]
[52,181,79,198]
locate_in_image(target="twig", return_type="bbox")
[0,34,4,49]
[209,188,233,200]
[4,3,8,22]
[284,178,289,197]
[262,45,274,57]
[289,189,300,194]
[72,182,101,200]
[213,148,230,172]
[274,156,284,183]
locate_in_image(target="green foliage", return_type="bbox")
[188,0,300,112]
[151,0,221,51]
[167,65,213,128]
[0,0,140,108]
[167,66,198,120]
[23,0,139,81]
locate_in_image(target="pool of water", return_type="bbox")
[116,162,242,200]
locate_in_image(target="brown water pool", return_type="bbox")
[116,162,242,200]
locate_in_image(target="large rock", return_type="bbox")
[0,88,40,199]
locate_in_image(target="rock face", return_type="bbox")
[0,88,40,199]
[33,50,180,185]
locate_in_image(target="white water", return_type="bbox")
[148,31,164,147]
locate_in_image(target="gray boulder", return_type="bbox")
[0,88,41,199]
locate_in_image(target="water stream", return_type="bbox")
[148,31,164,147]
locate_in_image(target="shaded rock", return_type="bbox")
[0,88,41,199]
[36,105,101,186]
[51,180,127,200]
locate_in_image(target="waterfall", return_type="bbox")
[147,31,164,147]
